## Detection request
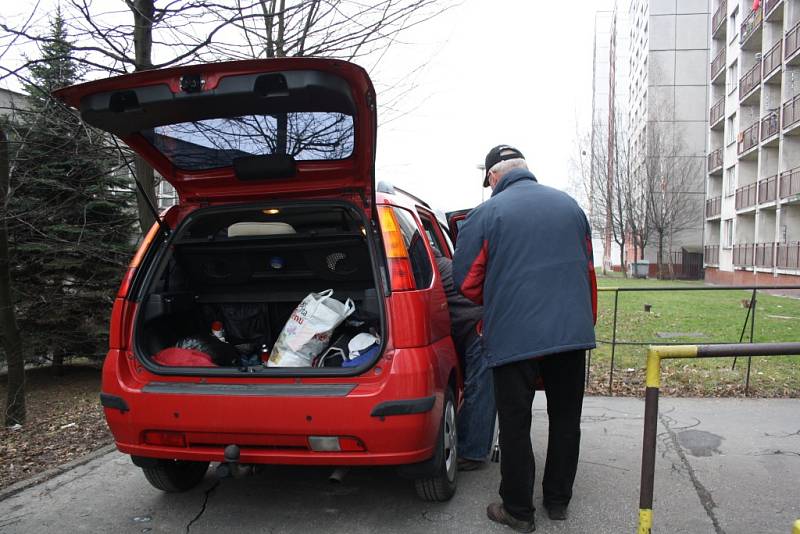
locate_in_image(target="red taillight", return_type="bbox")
[143,430,187,448]
[338,437,366,452]
[377,206,415,291]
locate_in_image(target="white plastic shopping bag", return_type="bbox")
[269,289,355,367]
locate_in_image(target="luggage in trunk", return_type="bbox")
[134,203,383,374]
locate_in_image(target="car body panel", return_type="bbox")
[62,59,463,470]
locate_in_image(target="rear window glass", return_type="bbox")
[142,112,354,170]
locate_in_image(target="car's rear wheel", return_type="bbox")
[141,459,209,492]
[414,388,457,502]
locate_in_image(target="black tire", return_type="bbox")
[414,388,457,502]
[141,460,210,492]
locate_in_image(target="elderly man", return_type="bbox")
[453,145,597,532]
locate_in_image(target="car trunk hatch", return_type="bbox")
[53,58,377,211]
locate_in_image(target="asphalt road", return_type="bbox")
[0,396,798,534]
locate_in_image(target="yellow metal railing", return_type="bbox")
[637,342,800,534]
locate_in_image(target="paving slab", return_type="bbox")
[0,396,797,534]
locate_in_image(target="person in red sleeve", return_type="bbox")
[453,145,597,533]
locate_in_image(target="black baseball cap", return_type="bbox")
[484,144,525,187]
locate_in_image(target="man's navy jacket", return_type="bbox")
[452,168,597,368]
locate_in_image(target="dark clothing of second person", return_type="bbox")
[434,254,483,355]
[435,254,495,461]
[452,169,597,368]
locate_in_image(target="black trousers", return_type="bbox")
[492,350,586,522]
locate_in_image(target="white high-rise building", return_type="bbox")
[705,0,800,284]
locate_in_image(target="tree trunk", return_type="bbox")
[657,233,665,280]
[52,350,64,377]
[131,0,157,235]
[0,128,25,426]
[619,238,627,278]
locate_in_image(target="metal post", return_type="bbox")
[586,349,592,385]
[732,287,756,371]
[638,349,661,534]
[745,290,756,396]
[609,289,619,395]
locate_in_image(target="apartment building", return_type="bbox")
[628,0,710,276]
[706,0,800,283]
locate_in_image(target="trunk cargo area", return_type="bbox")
[135,203,383,374]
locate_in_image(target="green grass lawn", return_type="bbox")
[589,275,800,397]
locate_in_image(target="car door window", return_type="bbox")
[392,207,433,289]
[417,209,450,258]
[438,223,454,255]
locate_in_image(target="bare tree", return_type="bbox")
[643,123,701,279]
[578,112,643,276]
[2,0,454,233]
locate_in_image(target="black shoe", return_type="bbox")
[544,504,567,521]
[457,458,484,471]
[486,502,535,532]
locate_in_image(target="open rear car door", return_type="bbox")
[53,58,377,214]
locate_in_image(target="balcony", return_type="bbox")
[713,0,727,38]
[711,49,726,84]
[710,97,725,129]
[786,20,800,64]
[758,174,778,204]
[764,0,783,22]
[706,196,722,218]
[737,121,759,158]
[708,147,723,175]
[733,243,754,267]
[762,40,782,83]
[782,93,800,133]
[776,242,800,270]
[704,245,720,266]
[755,243,775,268]
[735,183,758,210]
[740,8,763,49]
[761,111,780,145]
[779,167,800,198]
[739,60,762,104]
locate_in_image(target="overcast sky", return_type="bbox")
[2,0,611,212]
[372,0,612,211]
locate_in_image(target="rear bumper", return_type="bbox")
[102,347,447,467]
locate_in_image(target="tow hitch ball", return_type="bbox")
[216,444,250,479]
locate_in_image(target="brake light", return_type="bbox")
[143,430,187,448]
[377,206,415,291]
[117,222,161,298]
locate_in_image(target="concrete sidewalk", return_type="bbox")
[0,396,797,533]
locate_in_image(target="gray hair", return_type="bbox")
[488,157,528,178]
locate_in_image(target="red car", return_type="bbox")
[55,58,464,501]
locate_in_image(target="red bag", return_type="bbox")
[153,347,217,367]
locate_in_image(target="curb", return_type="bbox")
[0,443,118,502]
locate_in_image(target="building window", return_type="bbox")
[157,179,178,209]
[726,113,737,145]
[729,6,739,44]
[727,60,738,95]
[723,219,734,248]
[725,166,736,196]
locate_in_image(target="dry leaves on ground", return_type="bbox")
[0,365,112,490]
